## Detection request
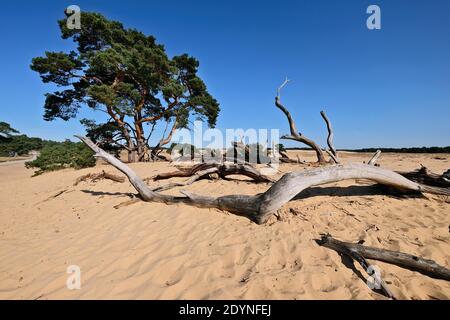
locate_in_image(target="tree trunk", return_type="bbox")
[77,135,450,225]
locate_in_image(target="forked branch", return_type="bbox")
[320,111,339,163]
[275,80,327,163]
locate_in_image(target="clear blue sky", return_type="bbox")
[0,0,449,148]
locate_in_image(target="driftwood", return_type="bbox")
[113,198,141,209]
[317,235,450,282]
[276,147,304,164]
[398,166,450,188]
[320,111,339,163]
[151,167,221,192]
[275,79,327,164]
[74,170,126,186]
[368,150,382,166]
[77,135,450,224]
[151,162,275,184]
[316,234,395,299]
[367,151,449,188]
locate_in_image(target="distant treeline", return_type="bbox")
[284,146,450,153]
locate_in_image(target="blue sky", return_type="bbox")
[0,0,449,148]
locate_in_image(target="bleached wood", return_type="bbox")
[77,136,450,224]
[275,80,327,163]
[368,150,382,166]
[317,234,450,282]
[320,111,339,163]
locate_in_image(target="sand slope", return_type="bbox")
[0,151,449,300]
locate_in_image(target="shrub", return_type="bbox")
[26,141,95,175]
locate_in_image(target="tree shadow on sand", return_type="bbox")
[293,184,424,201]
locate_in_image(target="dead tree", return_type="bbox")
[74,170,125,186]
[320,111,339,163]
[367,151,449,188]
[151,162,274,184]
[271,143,303,164]
[77,135,450,225]
[275,79,327,164]
[398,166,450,188]
[316,234,395,299]
[317,235,450,281]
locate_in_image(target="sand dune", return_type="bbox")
[0,151,449,300]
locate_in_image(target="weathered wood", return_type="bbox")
[316,234,450,282]
[316,234,396,299]
[74,170,126,186]
[368,150,382,166]
[325,149,339,164]
[320,111,339,163]
[77,136,450,224]
[152,167,220,192]
[275,80,327,164]
[152,162,274,184]
[113,198,141,209]
[398,166,450,188]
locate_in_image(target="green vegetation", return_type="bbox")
[0,134,44,157]
[0,121,95,175]
[25,141,95,175]
[0,122,44,157]
[31,12,219,162]
[0,121,19,138]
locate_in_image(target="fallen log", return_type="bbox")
[76,135,450,224]
[398,166,450,188]
[316,234,450,282]
[316,234,396,299]
[366,152,449,188]
[151,162,275,184]
[152,167,220,192]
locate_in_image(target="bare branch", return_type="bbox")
[368,150,382,166]
[320,111,339,162]
[275,84,327,163]
[317,234,450,282]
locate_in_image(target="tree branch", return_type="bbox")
[77,136,450,224]
[320,111,339,162]
[275,80,326,163]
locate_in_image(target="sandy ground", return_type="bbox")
[0,151,449,300]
